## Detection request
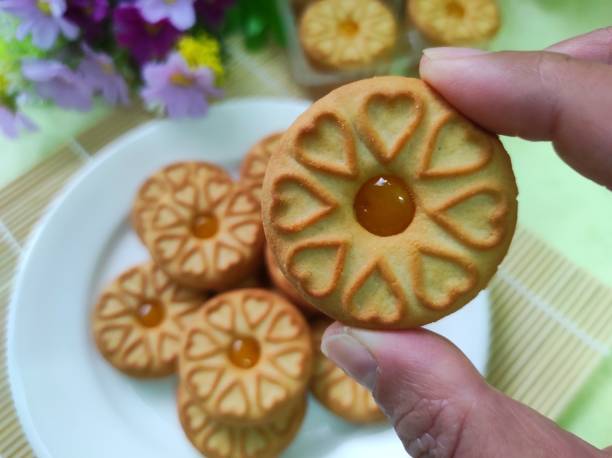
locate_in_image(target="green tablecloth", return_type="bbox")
[0,0,611,449]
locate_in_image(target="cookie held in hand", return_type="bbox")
[262,76,517,329]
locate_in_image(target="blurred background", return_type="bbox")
[0,0,611,451]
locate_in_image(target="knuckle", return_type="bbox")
[391,398,468,458]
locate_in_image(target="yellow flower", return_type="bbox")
[178,35,224,83]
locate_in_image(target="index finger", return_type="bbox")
[419,49,612,188]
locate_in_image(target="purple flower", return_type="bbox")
[65,0,108,42]
[136,0,195,30]
[114,5,180,64]
[194,0,234,29]
[141,53,221,118]
[22,59,92,111]
[78,45,129,106]
[0,106,37,138]
[0,0,79,49]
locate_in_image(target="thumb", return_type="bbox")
[322,323,607,458]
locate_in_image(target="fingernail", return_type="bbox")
[423,47,489,60]
[321,328,379,390]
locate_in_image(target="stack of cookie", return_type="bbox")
[92,130,386,457]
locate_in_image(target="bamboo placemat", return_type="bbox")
[1,37,611,457]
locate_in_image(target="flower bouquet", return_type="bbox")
[0,0,241,138]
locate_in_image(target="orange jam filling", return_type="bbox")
[135,300,164,327]
[192,213,218,239]
[354,175,415,237]
[446,1,465,17]
[228,337,261,368]
[339,19,359,37]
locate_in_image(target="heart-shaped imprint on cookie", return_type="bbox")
[257,375,289,410]
[357,90,424,163]
[228,220,260,246]
[118,269,145,296]
[266,311,304,342]
[213,242,244,272]
[412,246,478,310]
[97,295,128,319]
[242,294,272,328]
[205,300,235,332]
[180,248,207,276]
[98,324,131,353]
[187,366,224,398]
[205,178,233,207]
[287,240,347,298]
[185,329,220,360]
[430,186,508,249]
[174,184,197,208]
[343,259,406,324]
[419,114,492,178]
[270,174,337,233]
[295,112,357,178]
[217,381,249,416]
[270,348,308,379]
[164,164,190,189]
[154,235,186,261]
[226,190,259,216]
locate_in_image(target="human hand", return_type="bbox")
[321,28,612,458]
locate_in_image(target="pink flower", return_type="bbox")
[0,106,36,138]
[136,0,195,31]
[141,53,221,118]
[78,45,129,106]
[0,0,78,49]
[22,59,92,111]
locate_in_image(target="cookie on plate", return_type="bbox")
[133,162,265,291]
[265,244,319,316]
[262,76,518,329]
[408,0,500,45]
[240,132,284,188]
[177,383,306,458]
[299,0,397,70]
[179,289,313,425]
[310,319,385,423]
[92,262,205,377]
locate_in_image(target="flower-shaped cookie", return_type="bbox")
[92,262,205,377]
[262,76,518,329]
[133,162,265,291]
[310,320,384,423]
[177,383,306,458]
[299,0,397,70]
[179,289,313,425]
[408,0,500,45]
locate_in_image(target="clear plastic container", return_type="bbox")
[278,0,426,94]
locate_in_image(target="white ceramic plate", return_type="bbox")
[7,98,490,458]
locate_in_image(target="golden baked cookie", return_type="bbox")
[310,319,385,423]
[265,244,319,316]
[408,0,500,45]
[240,132,284,188]
[262,76,518,329]
[177,383,306,458]
[133,162,265,291]
[299,0,397,70]
[179,289,313,425]
[92,262,205,377]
